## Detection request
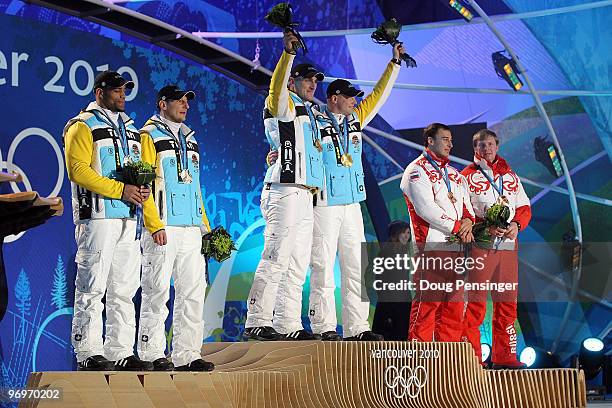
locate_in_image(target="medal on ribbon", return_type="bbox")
[341,153,353,167]
[477,165,506,205]
[324,107,352,167]
[424,151,455,203]
[180,169,193,184]
[304,103,322,153]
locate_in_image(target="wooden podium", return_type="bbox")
[23,341,586,408]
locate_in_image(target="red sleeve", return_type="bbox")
[512,205,531,231]
[462,203,475,223]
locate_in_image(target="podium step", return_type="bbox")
[24,341,586,408]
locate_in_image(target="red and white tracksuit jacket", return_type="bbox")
[400,150,475,342]
[461,154,531,364]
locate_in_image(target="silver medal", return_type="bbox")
[180,169,193,184]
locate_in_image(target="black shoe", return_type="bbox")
[78,355,115,371]
[315,331,342,341]
[344,331,384,341]
[175,359,215,372]
[114,355,154,371]
[281,329,316,341]
[242,326,282,341]
[152,357,174,371]
[491,361,526,370]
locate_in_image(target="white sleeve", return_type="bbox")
[400,165,458,235]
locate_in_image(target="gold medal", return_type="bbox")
[314,139,323,152]
[341,153,353,167]
[448,191,457,203]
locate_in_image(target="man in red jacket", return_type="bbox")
[400,123,475,342]
[461,129,531,369]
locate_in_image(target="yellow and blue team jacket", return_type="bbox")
[63,102,141,223]
[317,60,400,206]
[140,117,211,235]
[263,51,324,189]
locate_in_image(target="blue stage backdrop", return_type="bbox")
[1,0,610,394]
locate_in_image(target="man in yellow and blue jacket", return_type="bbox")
[244,31,325,341]
[308,44,402,341]
[64,70,152,371]
[137,85,214,372]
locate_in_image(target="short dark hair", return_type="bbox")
[472,128,499,147]
[387,220,410,242]
[423,123,451,147]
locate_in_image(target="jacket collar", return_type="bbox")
[424,148,450,167]
[85,101,134,127]
[146,115,194,140]
[474,153,510,175]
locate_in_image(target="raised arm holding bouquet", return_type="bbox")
[244,25,325,342]
[371,18,417,68]
[265,2,307,55]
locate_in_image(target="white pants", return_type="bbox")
[137,226,206,367]
[309,203,371,338]
[246,184,314,334]
[71,219,141,362]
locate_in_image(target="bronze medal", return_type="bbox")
[495,195,509,205]
[314,139,323,152]
[341,153,353,167]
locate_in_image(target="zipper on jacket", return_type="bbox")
[158,191,163,218]
[298,152,302,179]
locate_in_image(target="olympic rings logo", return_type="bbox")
[384,365,428,399]
[0,127,65,243]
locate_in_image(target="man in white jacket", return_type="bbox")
[461,129,531,369]
[400,123,475,342]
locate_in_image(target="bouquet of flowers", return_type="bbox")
[122,160,157,186]
[265,2,307,55]
[449,203,511,249]
[122,160,156,239]
[371,18,417,68]
[202,226,237,262]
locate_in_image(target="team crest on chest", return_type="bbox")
[192,154,199,166]
[351,135,360,148]
[131,144,140,156]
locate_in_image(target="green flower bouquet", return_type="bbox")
[122,160,156,239]
[122,160,157,186]
[202,226,237,262]
[371,18,417,68]
[449,203,511,249]
[265,2,307,55]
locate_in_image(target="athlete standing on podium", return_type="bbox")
[64,71,152,371]
[243,31,325,341]
[137,85,215,372]
[307,43,402,341]
[400,123,475,343]
[461,129,531,369]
